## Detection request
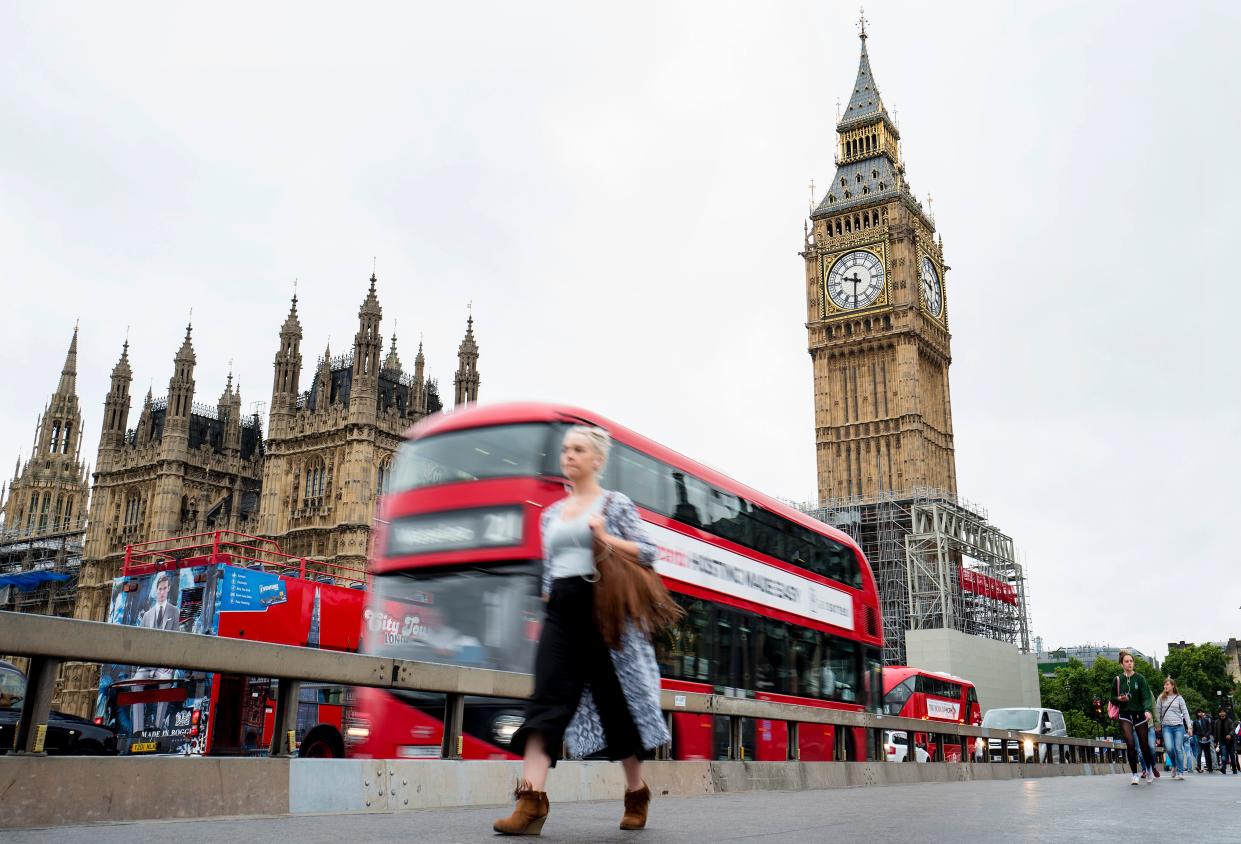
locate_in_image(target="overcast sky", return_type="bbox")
[2,2,1239,660]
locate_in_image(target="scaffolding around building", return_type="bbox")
[800,487,1031,666]
[0,518,85,618]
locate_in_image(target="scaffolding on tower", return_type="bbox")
[800,488,1030,666]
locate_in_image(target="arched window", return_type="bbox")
[123,493,141,532]
[377,457,392,496]
[54,496,64,528]
[62,422,72,453]
[304,458,326,508]
[38,493,51,530]
[50,422,61,453]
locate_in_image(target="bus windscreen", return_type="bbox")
[387,424,559,492]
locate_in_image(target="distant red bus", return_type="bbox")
[347,402,884,762]
[95,531,366,757]
[881,666,980,762]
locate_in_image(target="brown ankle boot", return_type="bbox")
[619,782,650,830]
[493,780,549,836]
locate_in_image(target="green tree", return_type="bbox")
[1040,658,1115,738]
[1162,644,1236,707]
[1064,710,1102,739]
[1181,686,1209,719]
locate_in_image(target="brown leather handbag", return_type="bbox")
[591,494,685,650]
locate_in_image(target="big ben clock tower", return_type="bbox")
[804,19,957,502]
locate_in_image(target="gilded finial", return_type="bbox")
[808,179,816,214]
[858,6,868,40]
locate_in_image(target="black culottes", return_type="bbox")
[510,576,647,766]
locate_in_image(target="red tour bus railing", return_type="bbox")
[123,529,367,588]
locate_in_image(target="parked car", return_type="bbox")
[0,659,118,755]
[883,730,930,763]
[981,707,1067,762]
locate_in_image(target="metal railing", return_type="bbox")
[0,611,1123,764]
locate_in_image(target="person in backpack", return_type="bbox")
[1194,710,1215,773]
[1156,677,1191,779]
[1109,651,1155,785]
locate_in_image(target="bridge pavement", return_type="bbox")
[7,770,1239,843]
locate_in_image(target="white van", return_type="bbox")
[981,707,1068,762]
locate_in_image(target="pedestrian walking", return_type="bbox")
[1146,699,1161,779]
[1109,651,1155,785]
[1214,708,1237,774]
[1194,710,1215,773]
[1156,678,1191,780]
[493,425,680,836]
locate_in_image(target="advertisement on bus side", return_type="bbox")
[95,565,219,755]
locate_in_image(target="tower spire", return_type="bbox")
[57,324,79,395]
[840,15,888,127]
[453,306,480,407]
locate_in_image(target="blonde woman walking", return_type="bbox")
[493,425,668,836]
[1157,677,1191,779]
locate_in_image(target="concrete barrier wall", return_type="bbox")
[0,757,1127,830]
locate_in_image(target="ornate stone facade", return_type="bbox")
[1,327,90,540]
[0,326,90,624]
[804,24,957,502]
[60,326,265,714]
[258,274,468,575]
[56,272,483,715]
[50,274,482,715]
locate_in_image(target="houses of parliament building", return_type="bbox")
[0,272,481,715]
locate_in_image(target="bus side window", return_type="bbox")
[670,472,709,530]
[614,445,673,516]
[705,487,744,543]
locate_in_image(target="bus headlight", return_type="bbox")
[492,714,524,746]
[345,714,371,744]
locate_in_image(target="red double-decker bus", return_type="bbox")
[347,402,884,762]
[881,666,980,762]
[94,531,366,757]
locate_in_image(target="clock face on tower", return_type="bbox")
[920,257,943,317]
[826,250,885,310]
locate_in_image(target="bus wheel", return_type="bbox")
[298,726,344,759]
